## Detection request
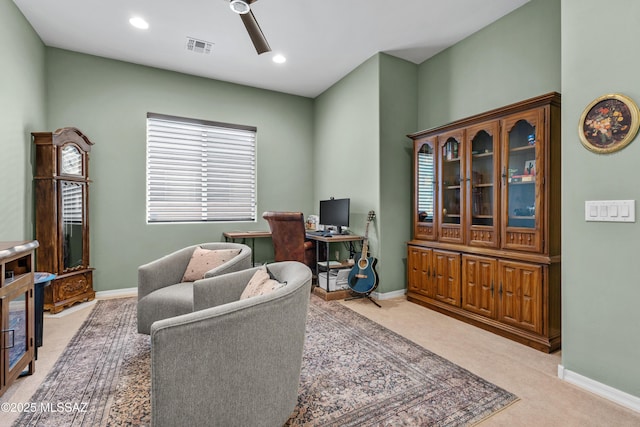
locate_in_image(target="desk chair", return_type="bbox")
[262,211,315,270]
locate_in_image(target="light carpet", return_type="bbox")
[13,296,517,426]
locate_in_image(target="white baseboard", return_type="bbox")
[558,365,640,413]
[372,288,406,300]
[43,288,137,318]
[96,287,138,299]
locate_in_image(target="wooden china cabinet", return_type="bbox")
[33,128,95,313]
[407,93,561,352]
[0,241,37,396]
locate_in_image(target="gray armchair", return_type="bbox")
[137,242,251,334]
[150,261,312,427]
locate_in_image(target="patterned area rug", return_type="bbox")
[12,298,149,427]
[13,296,517,426]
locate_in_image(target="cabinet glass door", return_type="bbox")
[6,292,28,370]
[438,131,464,244]
[61,181,86,270]
[2,288,33,380]
[467,121,499,247]
[414,139,436,240]
[501,109,543,252]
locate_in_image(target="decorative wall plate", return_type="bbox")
[579,93,640,154]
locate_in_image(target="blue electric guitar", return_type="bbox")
[348,211,378,294]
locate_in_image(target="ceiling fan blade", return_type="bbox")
[240,10,271,54]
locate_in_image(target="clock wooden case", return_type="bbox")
[33,127,95,313]
[407,93,561,353]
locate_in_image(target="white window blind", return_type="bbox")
[61,181,83,224]
[146,113,257,223]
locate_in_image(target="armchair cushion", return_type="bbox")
[139,282,194,325]
[182,247,241,282]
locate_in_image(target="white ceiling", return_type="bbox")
[13,0,529,98]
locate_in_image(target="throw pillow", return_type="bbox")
[182,247,241,282]
[240,267,285,300]
[266,266,287,285]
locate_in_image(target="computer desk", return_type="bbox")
[305,232,364,292]
[223,231,272,266]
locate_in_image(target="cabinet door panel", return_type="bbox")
[408,246,435,298]
[4,288,33,378]
[414,138,437,240]
[466,121,500,248]
[433,250,461,306]
[501,109,544,253]
[419,249,435,297]
[462,255,496,318]
[407,247,421,293]
[438,130,465,244]
[498,261,542,334]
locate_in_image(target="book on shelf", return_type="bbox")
[509,174,535,183]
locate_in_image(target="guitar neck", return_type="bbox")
[360,221,370,260]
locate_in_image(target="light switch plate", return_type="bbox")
[585,200,635,222]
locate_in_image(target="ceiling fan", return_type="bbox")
[228,0,271,54]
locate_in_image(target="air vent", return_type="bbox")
[186,37,213,54]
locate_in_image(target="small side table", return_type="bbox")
[34,272,55,359]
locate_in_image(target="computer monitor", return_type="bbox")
[319,198,350,233]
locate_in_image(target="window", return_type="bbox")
[146,113,257,223]
[417,150,434,219]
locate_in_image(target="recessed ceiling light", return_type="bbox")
[272,54,286,64]
[129,17,149,30]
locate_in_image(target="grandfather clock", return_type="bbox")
[33,127,95,313]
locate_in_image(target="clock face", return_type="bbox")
[61,145,82,175]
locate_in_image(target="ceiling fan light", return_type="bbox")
[229,0,251,15]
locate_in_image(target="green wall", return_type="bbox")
[561,0,640,398]
[313,56,380,214]
[379,54,418,293]
[0,1,46,240]
[45,49,314,290]
[313,54,418,294]
[418,0,561,128]
[313,56,381,266]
